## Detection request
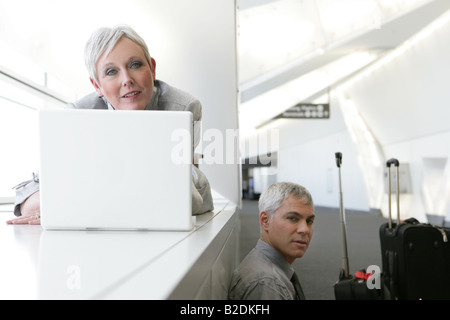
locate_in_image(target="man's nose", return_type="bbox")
[296,220,309,233]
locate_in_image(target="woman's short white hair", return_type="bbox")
[85,25,153,85]
[258,182,314,220]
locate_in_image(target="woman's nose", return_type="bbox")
[122,71,134,87]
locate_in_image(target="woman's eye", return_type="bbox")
[130,61,143,69]
[105,68,117,76]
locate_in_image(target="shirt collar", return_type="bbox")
[256,239,295,279]
[146,84,159,110]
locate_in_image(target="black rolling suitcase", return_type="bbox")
[380,158,450,300]
[333,152,386,300]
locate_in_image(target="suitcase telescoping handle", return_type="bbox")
[386,158,400,229]
[335,152,350,278]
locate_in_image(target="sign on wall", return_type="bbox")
[278,103,330,119]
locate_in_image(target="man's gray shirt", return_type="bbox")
[228,239,298,300]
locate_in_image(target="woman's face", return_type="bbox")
[92,37,156,110]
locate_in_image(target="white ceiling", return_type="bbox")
[237,0,450,130]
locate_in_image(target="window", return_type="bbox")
[0,44,69,202]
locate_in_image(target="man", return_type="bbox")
[228,182,315,300]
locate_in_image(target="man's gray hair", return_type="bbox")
[84,25,153,85]
[258,182,314,220]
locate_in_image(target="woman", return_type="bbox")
[8,25,213,225]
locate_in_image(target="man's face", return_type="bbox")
[260,195,315,264]
[92,37,156,110]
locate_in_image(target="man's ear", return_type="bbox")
[90,78,103,98]
[260,211,270,231]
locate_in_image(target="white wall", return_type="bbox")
[242,89,371,211]
[341,10,450,221]
[0,0,240,204]
[242,10,450,221]
[277,129,371,211]
[144,0,240,204]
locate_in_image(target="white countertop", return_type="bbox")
[0,195,238,300]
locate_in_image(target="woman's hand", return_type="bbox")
[6,191,41,225]
[7,214,40,225]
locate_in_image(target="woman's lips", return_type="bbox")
[122,91,141,99]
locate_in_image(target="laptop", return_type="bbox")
[38,109,193,231]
